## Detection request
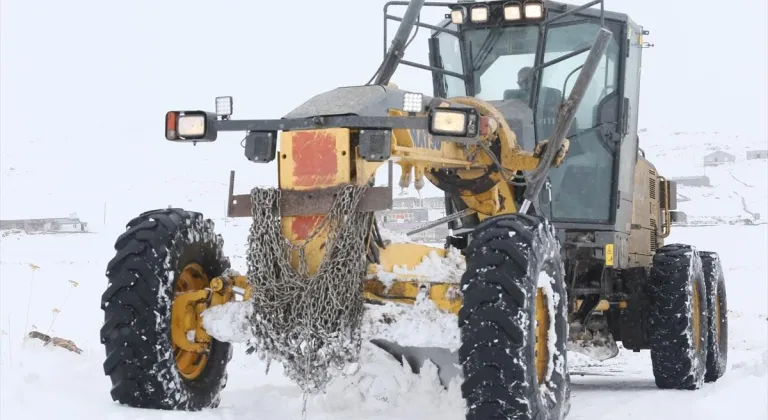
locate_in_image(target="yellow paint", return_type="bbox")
[693,284,701,352]
[573,298,627,312]
[535,288,549,385]
[171,263,212,381]
[383,98,549,219]
[605,243,615,267]
[171,267,249,381]
[363,279,462,314]
[370,243,447,272]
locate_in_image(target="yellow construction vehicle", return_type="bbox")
[99,1,728,418]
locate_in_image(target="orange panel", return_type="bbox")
[291,131,339,188]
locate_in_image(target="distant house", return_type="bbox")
[703,151,735,167]
[746,150,768,160]
[392,197,421,209]
[421,197,445,209]
[670,176,711,187]
[0,216,88,234]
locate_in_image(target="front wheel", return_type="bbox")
[100,208,233,410]
[459,214,570,420]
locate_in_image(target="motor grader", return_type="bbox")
[100,0,729,419]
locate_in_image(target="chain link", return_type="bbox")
[245,183,371,398]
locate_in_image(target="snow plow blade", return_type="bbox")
[369,339,460,388]
[362,242,464,388]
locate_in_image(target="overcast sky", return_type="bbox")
[1,0,766,223]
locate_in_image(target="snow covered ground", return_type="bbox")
[1,221,765,420]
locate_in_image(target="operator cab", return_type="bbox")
[420,0,643,227]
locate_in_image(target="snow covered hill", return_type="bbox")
[641,130,768,225]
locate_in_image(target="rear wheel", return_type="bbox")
[700,251,728,382]
[459,214,570,420]
[648,243,708,390]
[100,208,233,410]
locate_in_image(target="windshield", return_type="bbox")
[436,26,539,101]
[433,19,621,223]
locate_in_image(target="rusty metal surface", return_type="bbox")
[227,186,393,218]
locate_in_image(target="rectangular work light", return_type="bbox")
[504,2,522,20]
[427,107,480,138]
[470,5,489,23]
[165,111,218,142]
[215,96,233,118]
[523,1,544,19]
[402,92,424,113]
[450,7,465,24]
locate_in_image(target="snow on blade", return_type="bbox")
[374,247,465,289]
[361,295,460,351]
[316,341,465,415]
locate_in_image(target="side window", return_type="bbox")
[540,21,621,223]
[536,21,620,141]
[435,29,466,97]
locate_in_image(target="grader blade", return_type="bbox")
[370,339,461,388]
[360,241,465,387]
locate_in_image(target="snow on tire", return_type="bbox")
[700,251,728,382]
[100,208,233,410]
[459,214,569,420]
[648,243,708,390]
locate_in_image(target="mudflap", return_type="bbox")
[369,339,461,388]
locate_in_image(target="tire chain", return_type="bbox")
[244,183,371,395]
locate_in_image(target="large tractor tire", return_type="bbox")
[100,208,233,410]
[459,214,570,420]
[700,251,728,382]
[648,243,708,390]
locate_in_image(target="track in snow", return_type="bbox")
[1,224,765,420]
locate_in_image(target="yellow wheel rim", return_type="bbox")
[172,263,210,380]
[535,288,549,385]
[692,285,701,353]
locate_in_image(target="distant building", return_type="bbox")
[392,197,421,209]
[746,150,768,160]
[378,208,429,223]
[0,216,88,234]
[703,150,735,167]
[670,176,711,187]
[378,196,448,243]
